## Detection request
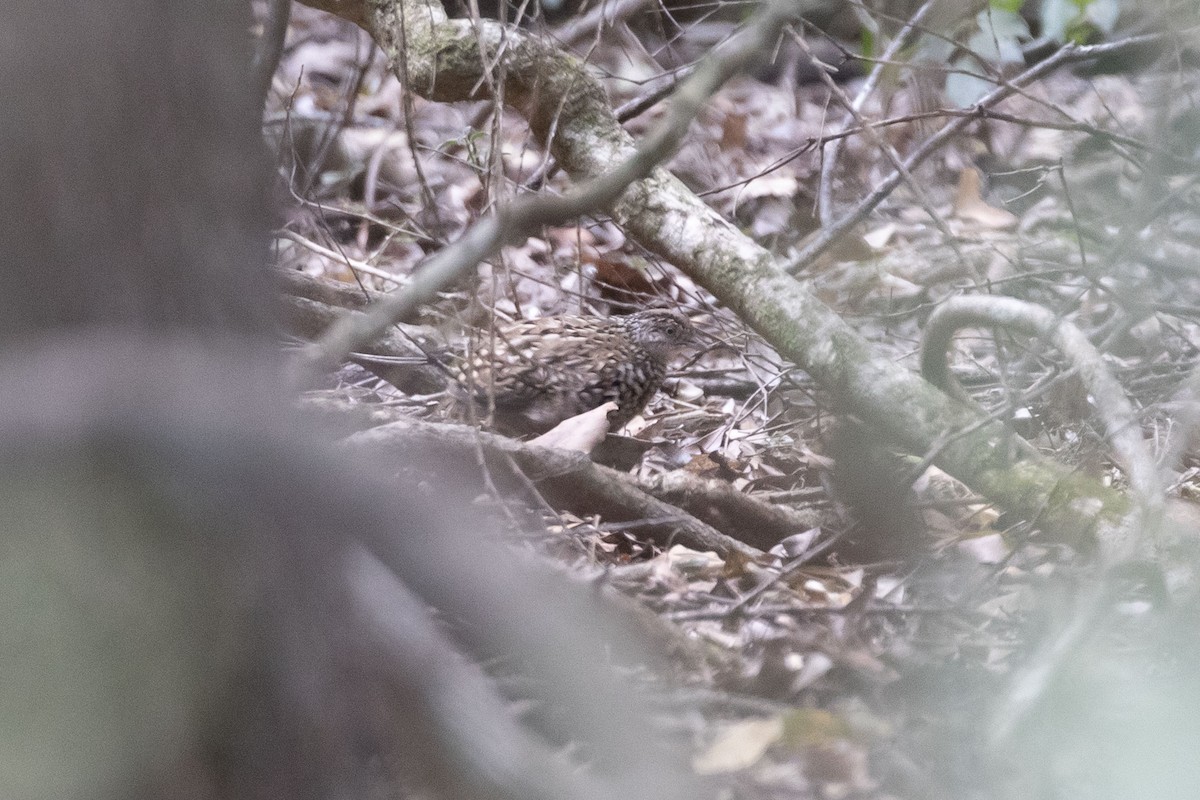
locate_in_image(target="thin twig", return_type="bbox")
[554,0,655,48]
[786,31,1179,274]
[817,0,935,227]
[278,229,408,285]
[793,28,970,273]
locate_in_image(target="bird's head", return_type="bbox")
[623,309,696,361]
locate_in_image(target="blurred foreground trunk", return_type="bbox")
[0,3,697,799]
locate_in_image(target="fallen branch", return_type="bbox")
[637,470,825,548]
[341,417,769,558]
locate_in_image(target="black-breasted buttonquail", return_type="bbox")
[454,309,695,435]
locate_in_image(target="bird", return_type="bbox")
[455,308,696,435]
[351,309,697,435]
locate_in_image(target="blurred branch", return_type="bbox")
[348,544,633,800]
[0,1,709,797]
[278,269,446,392]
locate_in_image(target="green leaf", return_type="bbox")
[860,26,876,59]
[1041,0,1106,43]
[991,0,1025,14]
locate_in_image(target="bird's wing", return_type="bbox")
[460,318,606,406]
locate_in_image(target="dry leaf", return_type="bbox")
[586,253,657,302]
[665,544,725,576]
[953,167,1019,230]
[530,402,617,452]
[956,532,1008,563]
[693,717,784,775]
[862,222,897,250]
[720,111,749,150]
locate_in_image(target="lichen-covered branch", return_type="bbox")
[920,294,1163,560]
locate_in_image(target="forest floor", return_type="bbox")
[269,3,1200,797]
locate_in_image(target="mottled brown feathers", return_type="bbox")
[454,309,695,435]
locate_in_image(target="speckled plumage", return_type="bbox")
[454,309,695,435]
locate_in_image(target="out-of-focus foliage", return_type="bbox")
[1042,0,1120,43]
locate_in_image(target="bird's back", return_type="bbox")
[455,315,668,435]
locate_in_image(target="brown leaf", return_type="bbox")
[720,111,749,151]
[587,254,657,302]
